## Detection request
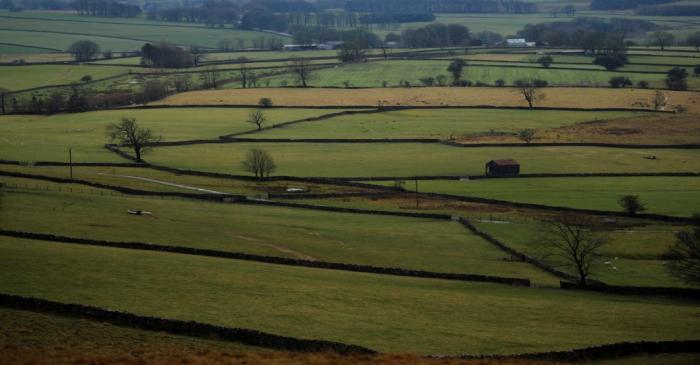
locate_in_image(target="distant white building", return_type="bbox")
[506,38,535,47]
[283,41,344,51]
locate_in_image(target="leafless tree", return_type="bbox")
[515,79,546,109]
[539,215,609,284]
[106,117,161,162]
[189,46,206,66]
[649,31,675,51]
[239,63,249,89]
[288,57,313,87]
[246,109,266,131]
[241,148,276,178]
[665,215,700,285]
[202,66,218,89]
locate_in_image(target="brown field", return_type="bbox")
[152,87,700,113]
[458,113,700,144]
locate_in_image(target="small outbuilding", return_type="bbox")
[485,159,520,177]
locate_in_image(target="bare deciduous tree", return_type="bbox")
[241,148,276,179]
[515,79,546,109]
[106,117,161,162]
[665,215,700,285]
[539,215,609,284]
[239,63,249,89]
[202,66,218,89]
[649,31,675,51]
[288,57,313,87]
[247,109,266,131]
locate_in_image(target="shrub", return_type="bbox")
[666,67,689,90]
[593,54,627,71]
[609,76,632,88]
[495,79,506,87]
[537,55,553,68]
[618,195,647,215]
[637,80,649,88]
[258,97,273,108]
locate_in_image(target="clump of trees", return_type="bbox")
[337,42,367,63]
[536,56,553,68]
[609,76,632,88]
[401,23,470,48]
[71,0,141,17]
[666,67,689,91]
[345,0,538,14]
[67,40,100,62]
[518,17,654,50]
[106,117,161,162]
[447,58,467,86]
[140,43,194,68]
[594,54,628,71]
[290,26,380,49]
[242,148,276,179]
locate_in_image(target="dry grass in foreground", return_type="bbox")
[152,87,700,113]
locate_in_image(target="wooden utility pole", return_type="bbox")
[68,148,73,180]
[415,177,419,209]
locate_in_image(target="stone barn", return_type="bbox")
[485,159,520,177]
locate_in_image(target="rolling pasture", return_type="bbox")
[0,64,132,91]
[143,142,700,177]
[474,220,692,288]
[258,60,676,88]
[1,28,700,361]
[0,183,557,283]
[0,108,338,162]
[368,177,700,217]
[1,236,698,355]
[250,109,646,139]
[0,11,288,51]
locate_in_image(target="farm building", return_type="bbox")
[485,159,520,176]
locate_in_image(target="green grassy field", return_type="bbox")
[1,236,698,355]
[0,108,340,162]
[0,184,557,283]
[248,109,646,139]
[473,220,692,287]
[367,177,700,217]
[143,143,700,177]
[0,11,288,51]
[0,29,145,53]
[0,64,132,91]
[257,60,674,89]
